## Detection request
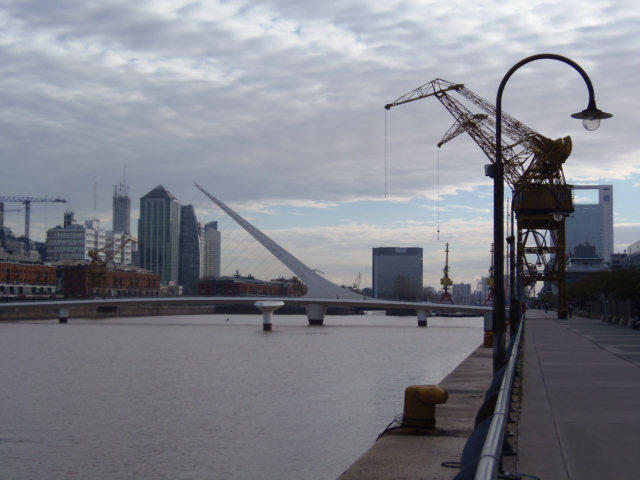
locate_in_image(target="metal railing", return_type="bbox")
[475,315,524,479]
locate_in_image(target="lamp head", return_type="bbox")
[484,163,495,178]
[571,100,612,131]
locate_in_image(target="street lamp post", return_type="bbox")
[493,53,612,373]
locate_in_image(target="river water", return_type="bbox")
[0,312,482,480]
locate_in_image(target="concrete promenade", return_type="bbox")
[519,309,640,479]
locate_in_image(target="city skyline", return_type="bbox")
[1,1,639,289]
[3,177,638,292]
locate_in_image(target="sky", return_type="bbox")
[1,0,639,290]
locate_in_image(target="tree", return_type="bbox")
[566,267,640,304]
[422,286,440,302]
[393,276,418,301]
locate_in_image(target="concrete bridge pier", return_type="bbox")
[254,301,284,331]
[305,304,327,326]
[58,308,70,323]
[416,309,428,327]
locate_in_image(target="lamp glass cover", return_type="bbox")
[582,118,600,131]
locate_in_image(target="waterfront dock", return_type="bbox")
[340,309,640,479]
[338,342,494,479]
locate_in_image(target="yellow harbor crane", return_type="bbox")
[386,79,575,317]
[439,243,453,304]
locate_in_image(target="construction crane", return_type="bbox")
[439,243,453,303]
[485,244,495,306]
[87,236,132,296]
[0,197,67,240]
[385,79,575,317]
[351,272,362,291]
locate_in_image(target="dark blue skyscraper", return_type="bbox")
[178,204,204,294]
[372,247,423,300]
[138,185,181,285]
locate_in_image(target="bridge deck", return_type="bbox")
[0,296,491,315]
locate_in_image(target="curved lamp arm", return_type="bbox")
[491,53,611,373]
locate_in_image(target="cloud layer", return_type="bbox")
[1,0,638,287]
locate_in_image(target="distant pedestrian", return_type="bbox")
[568,305,573,318]
[544,304,548,314]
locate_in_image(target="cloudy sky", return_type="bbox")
[1,0,638,289]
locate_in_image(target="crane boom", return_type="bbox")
[385,78,574,317]
[0,196,67,240]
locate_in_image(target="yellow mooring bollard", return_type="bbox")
[401,385,449,431]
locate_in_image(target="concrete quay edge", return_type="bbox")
[337,345,493,479]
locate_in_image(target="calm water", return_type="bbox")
[0,313,483,480]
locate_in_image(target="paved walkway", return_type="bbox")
[519,310,640,479]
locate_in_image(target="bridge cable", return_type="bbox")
[384,109,387,199]
[437,147,440,240]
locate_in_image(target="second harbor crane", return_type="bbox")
[439,243,453,304]
[386,79,575,317]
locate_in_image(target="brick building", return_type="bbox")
[198,275,304,297]
[62,266,161,298]
[0,261,58,298]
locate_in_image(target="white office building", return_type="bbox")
[46,214,131,264]
[565,185,614,264]
[46,216,106,262]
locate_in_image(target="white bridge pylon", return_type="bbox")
[196,183,363,301]
[196,183,370,326]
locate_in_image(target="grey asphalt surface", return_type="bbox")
[518,310,640,479]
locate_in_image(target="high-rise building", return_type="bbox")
[138,185,181,285]
[203,221,221,279]
[178,204,204,294]
[565,185,614,264]
[112,182,131,235]
[372,247,423,300]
